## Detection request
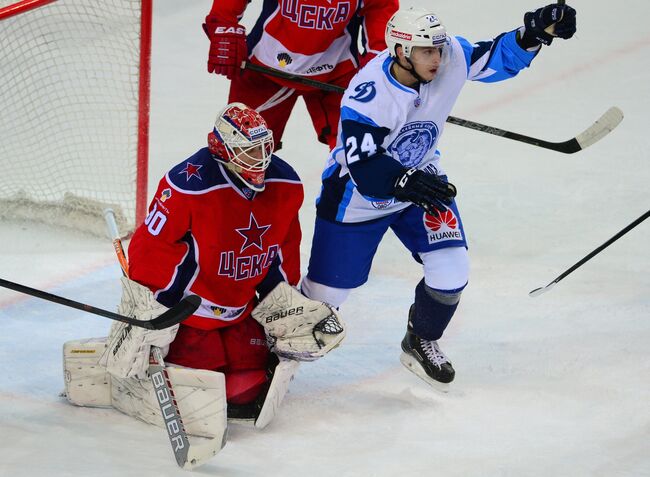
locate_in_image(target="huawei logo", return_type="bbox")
[424,210,457,231]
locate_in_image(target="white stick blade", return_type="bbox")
[528,282,555,298]
[575,107,624,150]
[182,437,227,470]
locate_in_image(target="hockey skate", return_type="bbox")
[400,322,455,392]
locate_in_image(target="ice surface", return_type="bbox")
[1,1,648,475]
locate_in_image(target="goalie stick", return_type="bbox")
[529,209,650,297]
[243,62,623,154]
[0,277,198,330]
[104,208,224,469]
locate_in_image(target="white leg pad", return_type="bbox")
[111,365,227,439]
[255,359,300,429]
[63,337,227,440]
[63,338,112,407]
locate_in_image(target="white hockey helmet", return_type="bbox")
[385,7,448,59]
[208,102,274,191]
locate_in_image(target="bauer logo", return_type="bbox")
[423,209,463,244]
[349,81,376,103]
[390,121,438,168]
[265,306,304,323]
[151,371,186,452]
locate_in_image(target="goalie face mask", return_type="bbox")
[208,102,274,191]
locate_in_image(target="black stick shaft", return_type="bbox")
[0,277,132,322]
[243,62,597,154]
[549,209,650,285]
[0,277,199,329]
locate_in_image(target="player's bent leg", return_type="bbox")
[228,68,298,150]
[400,247,469,391]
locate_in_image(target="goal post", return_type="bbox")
[0,0,152,236]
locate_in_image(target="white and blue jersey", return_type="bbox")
[316,29,538,224]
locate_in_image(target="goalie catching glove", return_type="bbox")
[252,282,346,361]
[100,277,179,379]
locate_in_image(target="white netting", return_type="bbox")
[0,0,147,236]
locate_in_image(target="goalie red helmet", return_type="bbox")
[208,103,274,191]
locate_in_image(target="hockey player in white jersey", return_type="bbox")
[301,4,577,389]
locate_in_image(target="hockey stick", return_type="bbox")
[529,209,650,297]
[243,62,623,154]
[0,277,198,330]
[104,209,223,469]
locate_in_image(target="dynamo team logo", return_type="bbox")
[390,121,438,167]
[349,81,376,103]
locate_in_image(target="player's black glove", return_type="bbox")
[393,167,457,215]
[521,3,577,48]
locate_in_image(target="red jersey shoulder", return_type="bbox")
[165,147,230,193]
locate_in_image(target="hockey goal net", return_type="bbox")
[0,0,151,236]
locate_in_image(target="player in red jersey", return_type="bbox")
[203,0,398,150]
[100,103,345,424]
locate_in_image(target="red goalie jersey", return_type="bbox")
[128,147,303,331]
[210,0,399,87]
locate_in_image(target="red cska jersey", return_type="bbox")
[128,148,303,331]
[209,0,398,88]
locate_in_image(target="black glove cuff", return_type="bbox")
[518,25,552,49]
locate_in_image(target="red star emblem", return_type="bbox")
[236,213,271,252]
[179,162,203,181]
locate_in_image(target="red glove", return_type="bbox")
[203,17,247,80]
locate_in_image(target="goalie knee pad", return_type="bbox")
[62,337,226,439]
[63,338,112,407]
[411,279,463,341]
[111,365,227,439]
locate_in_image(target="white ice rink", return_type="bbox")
[1,1,649,475]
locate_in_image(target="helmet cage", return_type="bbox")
[208,103,274,190]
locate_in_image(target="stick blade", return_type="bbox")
[182,437,227,470]
[147,294,201,330]
[528,282,555,298]
[574,106,624,151]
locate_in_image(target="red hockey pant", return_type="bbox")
[229,68,355,151]
[166,317,270,405]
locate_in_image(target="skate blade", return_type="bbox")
[399,352,450,393]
